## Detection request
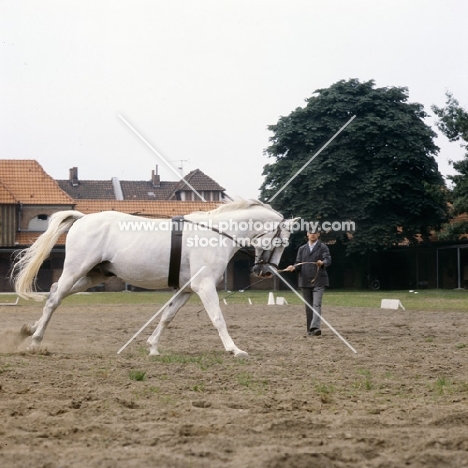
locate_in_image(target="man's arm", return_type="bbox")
[285,245,304,272]
[320,243,331,268]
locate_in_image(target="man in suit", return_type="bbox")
[285,230,332,336]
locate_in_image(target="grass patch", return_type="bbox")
[315,382,335,394]
[190,383,206,392]
[325,289,468,311]
[455,343,466,349]
[354,368,374,391]
[7,288,468,311]
[433,376,454,395]
[129,370,147,381]
[236,371,268,392]
[315,382,334,404]
[429,377,468,396]
[236,371,253,387]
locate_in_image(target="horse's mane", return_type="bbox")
[192,199,281,217]
[209,199,266,213]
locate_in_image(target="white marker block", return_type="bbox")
[275,297,288,305]
[267,292,275,305]
[380,299,405,310]
[0,297,19,306]
[248,298,252,305]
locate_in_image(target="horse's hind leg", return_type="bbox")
[23,270,108,350]
[25,278,72,350]
[147,292,192,356]
[20,281,60,340]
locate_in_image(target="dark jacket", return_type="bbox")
[294,240,331,288]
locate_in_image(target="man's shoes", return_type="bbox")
[308,328,321,336]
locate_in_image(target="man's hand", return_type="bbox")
[316,260,324,268]
[284,265,296,272]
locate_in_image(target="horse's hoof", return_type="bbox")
[26,337,43,352]
[148,348,160,357]
[20,324,33,337]
[234,350,249,358]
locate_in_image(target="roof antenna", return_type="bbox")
[169,160,189,177]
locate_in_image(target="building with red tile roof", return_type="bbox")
[57,166,227,202]
[0,160,74,205]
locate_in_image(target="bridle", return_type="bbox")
[251,221,286,270]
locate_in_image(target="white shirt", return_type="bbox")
[309,241,317,252]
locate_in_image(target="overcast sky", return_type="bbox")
[2,0,467,200]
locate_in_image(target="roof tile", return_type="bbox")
[120,180,179,200]
[15,231,67,246]
[57,180,116,199]
[0,160,74,205]
[0,181,17,203]
[172,169,226,193]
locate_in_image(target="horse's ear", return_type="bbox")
[283,217,300,232]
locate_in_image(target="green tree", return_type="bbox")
[260,79,449,255]
[432,92,468,239]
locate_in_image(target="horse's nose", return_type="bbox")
[252,264,274,278]
[252,264,263,277]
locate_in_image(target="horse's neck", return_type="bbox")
[189,207,279,238]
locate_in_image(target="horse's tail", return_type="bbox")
[12,210,86,301]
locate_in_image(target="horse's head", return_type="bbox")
[251,217,298,278]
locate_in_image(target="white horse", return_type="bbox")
[13,199,295,357]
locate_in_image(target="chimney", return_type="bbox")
[151,165,160,187]
[69,167,79,187]
[111,177,124,200]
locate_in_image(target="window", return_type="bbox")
[28,214,49,231]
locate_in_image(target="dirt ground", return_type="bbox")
[0,300,467,468]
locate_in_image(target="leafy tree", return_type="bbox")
[432,92,468,142]
[432,93,468,239]
[260,79,449,255]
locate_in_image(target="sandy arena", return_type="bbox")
[1,301,467,467]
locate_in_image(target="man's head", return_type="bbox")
[307,231,320,243]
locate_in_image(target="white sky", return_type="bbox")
[2,0,468,199]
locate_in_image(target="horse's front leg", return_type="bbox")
[194,278,248,358]
[147,292,192,356]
